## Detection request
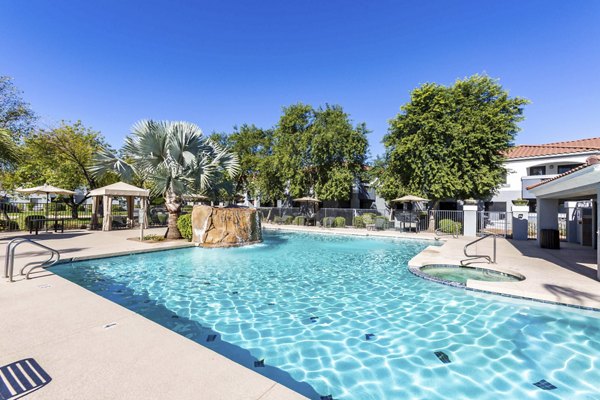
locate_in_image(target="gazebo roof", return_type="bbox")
[88,182,149,197]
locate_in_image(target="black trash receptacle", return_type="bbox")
[540,229,560,249]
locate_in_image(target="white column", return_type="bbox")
[463,204,477,237]
[511,205,530,240]
[537,198,559,247]
[102,195,113,231]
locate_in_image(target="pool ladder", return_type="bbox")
[461,232,497,266]
[4,238,60,282]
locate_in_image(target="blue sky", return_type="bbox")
[1,1,599,158]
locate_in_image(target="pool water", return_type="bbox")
[420,264,523,284]
[53,231,600,400]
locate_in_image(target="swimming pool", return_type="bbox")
[53,231,600,399]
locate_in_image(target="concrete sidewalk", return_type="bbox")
[0,228,307,400]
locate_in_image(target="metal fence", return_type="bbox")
[527,213,538,239]
[477,211,511,237]
[257,207,464,234]
[0,202,169,233]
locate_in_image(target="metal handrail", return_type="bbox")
[461,232,497,265]
[4,238,60,282]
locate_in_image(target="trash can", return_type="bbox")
[540,229,560,249]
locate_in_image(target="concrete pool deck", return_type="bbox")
[0,228,307,400]
[1,226,600,398]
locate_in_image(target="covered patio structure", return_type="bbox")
[528,156,600,279]
[88,182,150,231]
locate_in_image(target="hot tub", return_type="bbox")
[418,264,524,286]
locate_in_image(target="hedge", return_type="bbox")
[176,214,193,241]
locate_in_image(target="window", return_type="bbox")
[557,164,582,174]
[529,166,546,176]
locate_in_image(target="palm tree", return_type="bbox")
[91,120,239,239]
[0,128,21,170]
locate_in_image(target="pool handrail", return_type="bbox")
[461,231,497,265]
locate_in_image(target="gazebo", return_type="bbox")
[88,182,150,231]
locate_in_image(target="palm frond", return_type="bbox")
[91,149,135,181]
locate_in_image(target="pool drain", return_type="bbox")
[434,351,451,364]
[533,379,557,390]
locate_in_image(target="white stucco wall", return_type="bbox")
[490,152,593,211]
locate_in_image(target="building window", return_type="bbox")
[529,166,546,176]
[557,164,582,174]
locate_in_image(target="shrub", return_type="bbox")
[322,217,335,228]
[362,213,376,225]
[273,216,284,224]
[375,216,388,229]
[438,219,462,234]
[292,216,306,225]
[111,204,124,213]
[283,215,294,224]
[143,234,165,242]
[177,214,193,241]
[157,213,168,225]
[353,215,365,228]
[333,216,346,228]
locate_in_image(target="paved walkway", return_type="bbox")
[0,228,306,400]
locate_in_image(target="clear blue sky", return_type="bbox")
[1,0,599,158]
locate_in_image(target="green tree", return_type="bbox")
[380,74,528,204]
[0,128,21,171]
[4,121,116,216]
[270,103,369,202]
[0,76,37,138]
[215,125,274,200]
[92,120,239,239]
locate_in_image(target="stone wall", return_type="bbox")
[191,205,262,247]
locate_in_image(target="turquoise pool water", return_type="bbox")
[53,232,600,400]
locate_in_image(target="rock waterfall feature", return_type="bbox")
[191,205,262,247]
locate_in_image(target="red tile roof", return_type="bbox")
[526,155,600,190]
[507,137,600,159]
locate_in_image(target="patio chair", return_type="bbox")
[25,215,46,234]
[0,358,52,399]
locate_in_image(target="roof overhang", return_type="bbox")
[529,164,600,199]
[88,182,149,197]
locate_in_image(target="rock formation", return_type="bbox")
[191,205,262,247]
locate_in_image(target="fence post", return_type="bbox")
[463,205,477,237]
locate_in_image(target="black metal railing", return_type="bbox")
[0,202,169,232]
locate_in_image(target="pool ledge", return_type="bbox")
[408,239,600,312]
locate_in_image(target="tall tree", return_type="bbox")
[270,103,369,202]
[3,121,116,216]
[0,128,21,171]
[380,74,528,203]
[0,76,37,138]
[218,124,273,198]
[92,120,239,239]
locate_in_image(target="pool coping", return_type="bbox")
[408,245,600,313]
[54,241,196,264]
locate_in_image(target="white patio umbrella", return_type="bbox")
[390,195,430,230]
[16,184,75,225]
